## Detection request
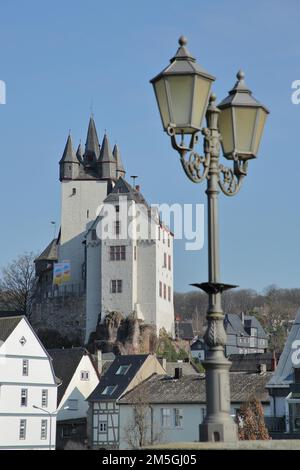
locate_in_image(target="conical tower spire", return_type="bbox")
[59,134,79,181]
[84,116,100,167]
[76,142,84,163]
[99,133,116,179]
[113,144,126,179]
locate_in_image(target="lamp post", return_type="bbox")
[33,405,53,450]
[151,36,269,442]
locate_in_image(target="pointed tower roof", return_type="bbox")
[85,116,100,159]
[113,144,125,174]
[76,142,84,163]
[59,134,78,164]
[104,177,148,207]
[99,133,115,163]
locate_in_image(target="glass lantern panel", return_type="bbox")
[154,78,170,130]
[218,107,234,156]
[167,75,194,130]
[191,76,211,130]
[235,107,257,153]
[252,108,267,156]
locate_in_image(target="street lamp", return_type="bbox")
[151,36,269,442]
[33,405,54,450]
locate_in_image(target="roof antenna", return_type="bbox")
[90,100,94,118]
[130,175,138,189]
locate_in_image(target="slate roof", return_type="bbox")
[99,134,115,163]
[176,321,194,340]
[85,116,100,159]
[59,134,78,164]
[244,315,268,339]
[191,338,205,351]
[225,314,248,336]
[0,315,22,342]
[119,371,272,405]
[35,238,58,262]
[104,177,149,208]
[267,309,300,389]
[165,361,199,376]
[229,353,278,373]
[87,354,149,402]
[48,347,97,404]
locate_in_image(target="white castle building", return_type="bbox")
[35,117,175,344]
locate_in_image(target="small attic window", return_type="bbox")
[102,385,118,396]
[72,188,76,196]
[116,365,131,375]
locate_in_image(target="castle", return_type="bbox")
[33,117,175,348]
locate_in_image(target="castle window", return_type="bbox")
[115,220,121,236]
[111,280,122,293]
[168,255,171,271]
[110,245,126,261]
[69,165,72,170]
[134,246,137,261]
[91,229,97,241]
[22,359,29,376]
[21,389,28,407]
[115,205,120,213]
[87,210,90,218]
[159,281,162,297]
[168,236,170,247]
[163,284,166,300]
[158,227,160,241]
[163,253,167,268]
[168,286,171,302]
[72,188,76,195]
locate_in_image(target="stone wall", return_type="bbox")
[31,293,86,344]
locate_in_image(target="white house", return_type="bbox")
[118,369,272,449]
[48,347,100,449]
[0,315,58,450]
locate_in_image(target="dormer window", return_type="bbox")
[102,385,117,396]
[72,188,76,196]
[116,365,131,375]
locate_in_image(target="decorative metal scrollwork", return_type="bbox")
[218,157,248,196]
[167,125,211,184]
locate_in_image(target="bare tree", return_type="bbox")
[124,391,163,449]
[0,252,37,318]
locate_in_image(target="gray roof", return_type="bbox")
[176,321,194,340]
[99,134,115,163]
[225,314,248,336]
[113,144,125,173]
[267,309,300,388]
[119,371,272,405]
[229,353,278,372]
[87,354,150,402]
[191,338,205,351]
[104,177,149,207]
[0,315,22,342]
[35,238,58,262]
[85,116,100,159]
[244,315,268,339]
[48,347,98,404]
[165,361,199,376]
[59,134,78,164]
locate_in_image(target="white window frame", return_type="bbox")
[41,419,47,440]
[42,389,48,408]
[173,408,184,428]
[161,408,172,428]
[80,371,90,381]
[99,421,107,433]
[22,359,29,376]
[19,419,26,440]
[21,389,28,407]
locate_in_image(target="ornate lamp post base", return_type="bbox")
[199,357,238,442]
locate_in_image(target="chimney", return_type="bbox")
[271,350,277,371]
[257,363,267,374]
[158,357,167,371]
[96,349,102,375]
[174,367,183,380]
[240,311,245,325]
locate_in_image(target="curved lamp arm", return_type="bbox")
[218,156,248,196]
[167,125,211,184]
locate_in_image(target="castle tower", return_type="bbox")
[83,116,100,170]
[113,144,126,179]
[59,134,80,181]
[99,133,116,180]
[76,142,84,164]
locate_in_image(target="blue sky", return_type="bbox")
[0,0,299,293]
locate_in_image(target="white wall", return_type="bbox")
[60,179,108,286]
[0,318,58,449]
[57,354,99,421]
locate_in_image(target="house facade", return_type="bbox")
[118,370,272,449]
[87,354,166,449]
[0,315,58,449]
[224,313,268,356]
[48,348,100,449]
